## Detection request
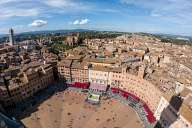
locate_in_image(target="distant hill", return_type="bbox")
[0,34,7,38]
[154,33,192,41]
[16,29,94,36]
[0,29,192,44]
[0,29,94,43]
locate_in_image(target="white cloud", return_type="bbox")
[121,0,192,25]
[79,19,89,25]
[73,20,80,25]
[0,8,39,19]
[43,0,76,8]
[42,0,92,11]
[0,0,113,20]
[29,20,48,27]
[73,18,89,25]
[0,0,40,19]
[0,0,27,5]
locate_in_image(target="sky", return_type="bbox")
[0,0,192,36]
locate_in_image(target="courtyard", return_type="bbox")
[21,89,143,128]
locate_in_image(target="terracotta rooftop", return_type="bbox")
[58,60,87,69]
[88,58,117,64]
[90,65,122,72]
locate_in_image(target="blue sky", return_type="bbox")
[0,0,192,35]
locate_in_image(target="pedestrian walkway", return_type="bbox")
[107,90,156,128]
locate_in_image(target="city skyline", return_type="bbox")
[1,0,192,36]
[0,13,192,127]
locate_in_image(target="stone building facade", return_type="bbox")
[108,67,162,112]
[154,86,192,128]
[0,64,54,106]
[58,60,89,83]
[88,66,110,85]
[58,61,161,112]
